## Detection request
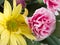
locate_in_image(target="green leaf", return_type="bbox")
[53,15,60,38]
[37,0,44,4]
[33,41,41,45]
[42,35,60,45]
[50,35,60,45]
[26,38,33,45]
[0,0,4,5]
[45,37,57,45]
[26,38,41,45]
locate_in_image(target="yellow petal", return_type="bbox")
[0,30,10,45]
[16,35,27,45]
[16,15,25,23]
[16,37,21,45]
[12,4,22,17]
[22,33,36,40]
[23,8,28,18]
[0,12,6,25]
[0,25,5,34]
[13,0,16,8]
[19,23,32,34]
[4,0,12,20]
[10,33,17,45]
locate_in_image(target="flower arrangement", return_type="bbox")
[0,0,60,45]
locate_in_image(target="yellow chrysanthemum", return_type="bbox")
[0,0,36,45]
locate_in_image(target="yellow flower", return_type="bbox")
[0,0,36,45]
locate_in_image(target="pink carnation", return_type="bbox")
[28,7,56,41]
[43,0,60,15]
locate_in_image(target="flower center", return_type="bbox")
[6,19,18,32]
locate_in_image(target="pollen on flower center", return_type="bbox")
[6,19,19,31]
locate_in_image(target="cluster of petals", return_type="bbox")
[28,7,56,41]
[43,0,60,15]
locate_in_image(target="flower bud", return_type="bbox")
[16,0,26,8]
